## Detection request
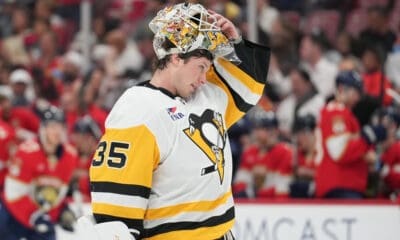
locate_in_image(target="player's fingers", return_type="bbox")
[219,19,234,31]
[220,21,230,31]
[208,9,223,20]
[217,18,228,28]
[207,9,218,16]
[206,10,219,25]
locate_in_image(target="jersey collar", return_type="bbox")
[141,80,178,99]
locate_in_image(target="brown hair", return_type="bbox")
[152,39,213,71]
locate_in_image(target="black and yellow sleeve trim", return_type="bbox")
[143,207,235,240]
[208,39,270,128]
[207,71,245,128]
[90,124,160,239]
[94,213,143,236]
[216,71,254,113]
[233,39,270,84]
[91,181,151,198]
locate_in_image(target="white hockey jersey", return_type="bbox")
[90,40,270,240]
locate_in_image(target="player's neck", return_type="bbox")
[150,70,177,96]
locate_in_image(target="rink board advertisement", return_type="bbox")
[232,201,400,240]
[58,201,400,240]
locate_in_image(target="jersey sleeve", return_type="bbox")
[4,149,41,227]
[90,124,160,238]
[207,40,270,128]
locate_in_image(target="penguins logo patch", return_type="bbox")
[183,109,227,184]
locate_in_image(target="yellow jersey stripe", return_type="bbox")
[92,202,146,219]
[146,219,234,240]
[207,71,245,128]
[145,191,232,220]
[217,58,264,95]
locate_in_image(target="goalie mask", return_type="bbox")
[149,2,240,62]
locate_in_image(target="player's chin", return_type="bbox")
[181,92,193,99]
[180,87,196,98]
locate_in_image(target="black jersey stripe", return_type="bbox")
[91,181,151,198]
[233,39,271,84]
[214,70,254,113]
[94,213,143,237]
[143,206,235,238]
[141,81,178,99]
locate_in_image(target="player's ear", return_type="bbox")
[170,54,183,66]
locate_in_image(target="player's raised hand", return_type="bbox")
[208,9,240,41]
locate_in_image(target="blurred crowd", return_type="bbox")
[0,0,398,207]
[228,0,400,201]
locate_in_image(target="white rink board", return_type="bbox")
[233,203,400,240]
[57,202,400,240]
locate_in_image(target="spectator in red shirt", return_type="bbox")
[0,106,78,239]
[290,114,319,198]
[0,119,16,193]
[316,70,386,199]
[361,46,393,106]
[60,89,107,135]
[0,92,40,142]
[378,107,400,198]
[69,116,102,201]
[234,111,293,198]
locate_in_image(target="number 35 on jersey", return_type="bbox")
[92,141,130,169]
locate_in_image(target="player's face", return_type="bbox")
[43,121,65,146]
[174,56,211,98]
